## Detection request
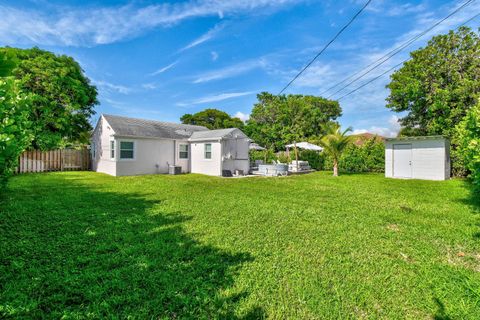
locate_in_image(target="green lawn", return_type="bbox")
[1,172,479,319]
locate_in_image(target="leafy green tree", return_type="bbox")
[318,123,352,176]
[245,92,341,151]
[454,101,480,192]
[0,78,32,188]
[386,27,480,137]
[0,47,98,150]
[180,108,244,130]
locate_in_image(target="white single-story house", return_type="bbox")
[385,136,450,181]
[91,114,250,177]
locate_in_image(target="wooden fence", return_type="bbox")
[16,149,91,174]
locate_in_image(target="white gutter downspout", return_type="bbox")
[220,138,223,176]
[173,140,176,166]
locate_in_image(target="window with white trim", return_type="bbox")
[92,142,96,158]
[204,143,212,159]
[179,144,189,159]
[110,140,115,159]
[120,141,134,159]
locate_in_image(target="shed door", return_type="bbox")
[393,144,412,178]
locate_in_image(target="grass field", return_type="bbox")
[1,171,479,319]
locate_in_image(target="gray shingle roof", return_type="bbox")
[189,128,243,140]
[103,114,209,139]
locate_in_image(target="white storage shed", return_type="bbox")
[385,136,450,181]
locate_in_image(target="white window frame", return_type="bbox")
[110,140,115,160]
[204,143,212,159]
[179,144,189,159]
[119,140,135,161]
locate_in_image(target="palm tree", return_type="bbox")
[319,123,353,176]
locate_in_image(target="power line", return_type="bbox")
[337,59,407,101]
[336,12,480,102]
[324,0,476,99]
[278,0,372,95]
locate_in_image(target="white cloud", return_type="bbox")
[234,111,250,122]
[103,98,164,115]
[352,115,401,138]
[178,24,224,52]
[150,61,178,76]
[0,0,304,46]
[193,58,268,83]
[93,80,131,94]
[141,83,158,90]
[211,51,219,61]
[386,3,425,17]
[291,64,337,88]
[177,91,254,106]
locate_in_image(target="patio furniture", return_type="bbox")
[258,164,288,176]
[289,160,311,172]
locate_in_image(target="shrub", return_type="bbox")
[299,150,324,170]
[454,102,480,191]
[276,151,290,164]
[324,138,385,173]
[0,78,32,189]
[249,149,276,164]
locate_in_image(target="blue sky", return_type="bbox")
[1,0,479,137]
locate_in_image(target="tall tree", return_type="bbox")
[386,27,480,137]
[318,123,352,177]
[180,108,244,130]
[0,78,32,188]
[0,47,98,150]
[244,92,341,151]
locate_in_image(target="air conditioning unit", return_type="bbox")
[168,165,182,175]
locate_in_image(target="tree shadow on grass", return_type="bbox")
[432,297,452,320]
[0,174,263,319]
[455,180,480,241]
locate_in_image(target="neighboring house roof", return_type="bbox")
[189,128,246,141]
[103,114,209,140]
[351,133,386,146]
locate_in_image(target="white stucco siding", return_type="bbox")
[115,137,175,176]
[190,141,222,176]
[91,116,117,176]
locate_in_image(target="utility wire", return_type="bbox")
[324,0,476,99]
[337,59,407,101]
[336,11,480,102]
[278,0,372,94]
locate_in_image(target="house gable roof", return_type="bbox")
[102,114,209,140]
[189,128,247,141]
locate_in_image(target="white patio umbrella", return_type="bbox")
[249,143,266,151]
[285,142,323,151]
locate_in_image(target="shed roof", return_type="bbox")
[189,128,245,141]
[103,114,209,140]
[385,135,447,142]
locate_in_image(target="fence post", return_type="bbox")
[60,149,64,171]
